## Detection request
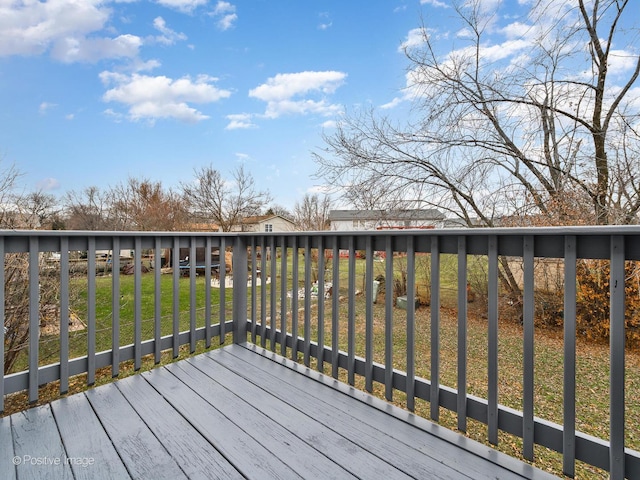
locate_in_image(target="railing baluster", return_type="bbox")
[260,237,267,349]
[291,236,299,360]
[304,235,312,367]
[154,236,162,362]
[134,236,142,369]
[523,235,535,460]
[249,236,257,345]
[172,235,180,358]
[204,236,213,349]
[457,235,467,432]
[317,235,325,372]
[28,236,39,403]
[231,235,248,345]
[365,235,374,393]
[563,235,577,477]
[610,235,625,480]
[280,235,288,357]
[488,235,499,445]
[406,235,416,412]
[347,235,356,386]
[59,237,69,394]
[219,237,227,344]
[87,236,96,385]
[331,237,340,379]
[430,235,440,421]
[188,237,196,354]
[385,235,394,401]
[112,237,121,377]
[268,236,276,350]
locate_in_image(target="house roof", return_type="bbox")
[240,214,295,225]
[328,209,445,222]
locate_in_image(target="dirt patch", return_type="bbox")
[39,305,86,336]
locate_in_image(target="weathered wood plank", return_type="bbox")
[85,382,188,480]
[185,354,414,480]
[10,405,73,480]
[141,366,302,479]
[210,348,473,479]
[166,359,359,480]
[0,415,17,480]
[5,344,558,480]
[50,393,130,480]
[220,345,541,480]
[115,374,244,480]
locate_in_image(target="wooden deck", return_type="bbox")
[1,344,557,479]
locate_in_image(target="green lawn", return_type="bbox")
[29,273,234,370]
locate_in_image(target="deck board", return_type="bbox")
[2,344,559,479]
[86,382,188,479]
[51,393,129,480]
[10,405,73,479]
[183,355,412,480]
[0,416,17,480]
[211,345,534,480]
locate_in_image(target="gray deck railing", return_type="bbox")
[2,228,640,479]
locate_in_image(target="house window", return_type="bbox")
[264,224,273,232]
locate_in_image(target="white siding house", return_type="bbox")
[328,209,446,231]
[235,214,296,233]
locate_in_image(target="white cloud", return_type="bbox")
[249,71,346,119]
[211,1,237,30]
[36,177,61,190]
[0,0,109,57]
[51,34,142,63]
[399,28,427,52]
[317,12,332,30]
[607,49,640,77]
[156,0,208,13]
[39,102,57,115]
[152,17,187,45]
[380,96,403,110]
[225,113,256,130]
[420,0,449,8]
[0,0,142,63]
[100,72,232,123]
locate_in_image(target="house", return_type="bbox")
[328,209,446,231]
[234,214,296,233]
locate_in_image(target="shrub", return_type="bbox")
[575,260,640,347]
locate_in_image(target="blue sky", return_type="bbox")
[1,0,429,209]
[2,0,637,211]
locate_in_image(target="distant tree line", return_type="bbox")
[0,161,333,233]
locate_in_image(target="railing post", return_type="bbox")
[233,235,248,345]
[610,235,625,480]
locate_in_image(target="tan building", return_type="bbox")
[234,214,296,233]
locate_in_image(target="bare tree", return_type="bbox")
[315,0,640,226]
[14,190,61,229]
[293,193,332,231]
[265,204,293,221]
[64,186,114,230]
[0,162,65,373]
[109,177,189,231]
[181,164,272,232]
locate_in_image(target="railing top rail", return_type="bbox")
[3,225,640,237]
